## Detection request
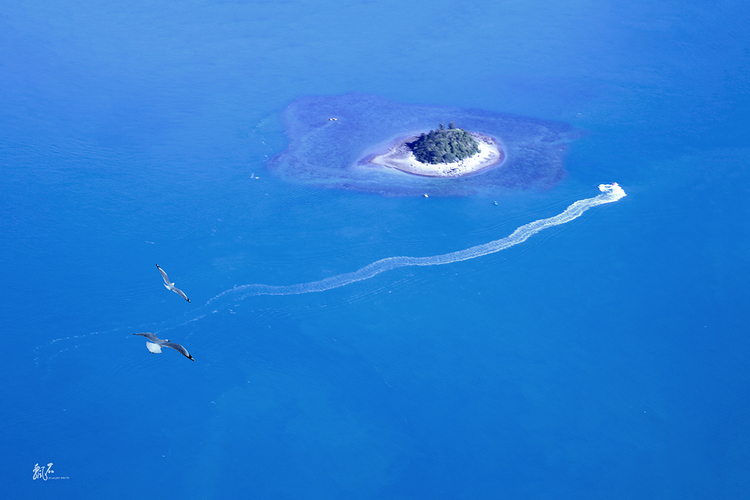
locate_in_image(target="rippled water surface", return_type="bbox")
[2,1,749,498]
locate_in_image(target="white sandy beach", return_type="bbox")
[368,132,503,177]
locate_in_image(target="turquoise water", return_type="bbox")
[2,0,749,498]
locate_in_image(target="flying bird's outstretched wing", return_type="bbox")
[156,264,170,285]
[163,341,195,361]
[133,332,160,342]
[172,286,191,303]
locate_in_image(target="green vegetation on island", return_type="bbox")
[410,122,480,164]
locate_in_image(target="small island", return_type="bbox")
[271,94,575,196]
[413,122,480,164]
[368,122,503,178]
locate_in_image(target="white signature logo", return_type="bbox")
[32,462,68,481]
[33,463,53,481]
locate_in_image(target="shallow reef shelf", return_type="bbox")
[268,93,578,196]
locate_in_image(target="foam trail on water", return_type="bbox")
[210,184,626,301]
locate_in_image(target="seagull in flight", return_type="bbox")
[156,264,190,302]
[132,332,194,361]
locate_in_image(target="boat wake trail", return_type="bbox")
[209,183,626,302]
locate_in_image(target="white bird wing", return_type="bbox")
[146,342,162,354]
[172,286,191,303]
[156,264,170,284]
[163,341,194,361]
[133,332,161,342]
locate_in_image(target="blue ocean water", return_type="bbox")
[2,0,749,498]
